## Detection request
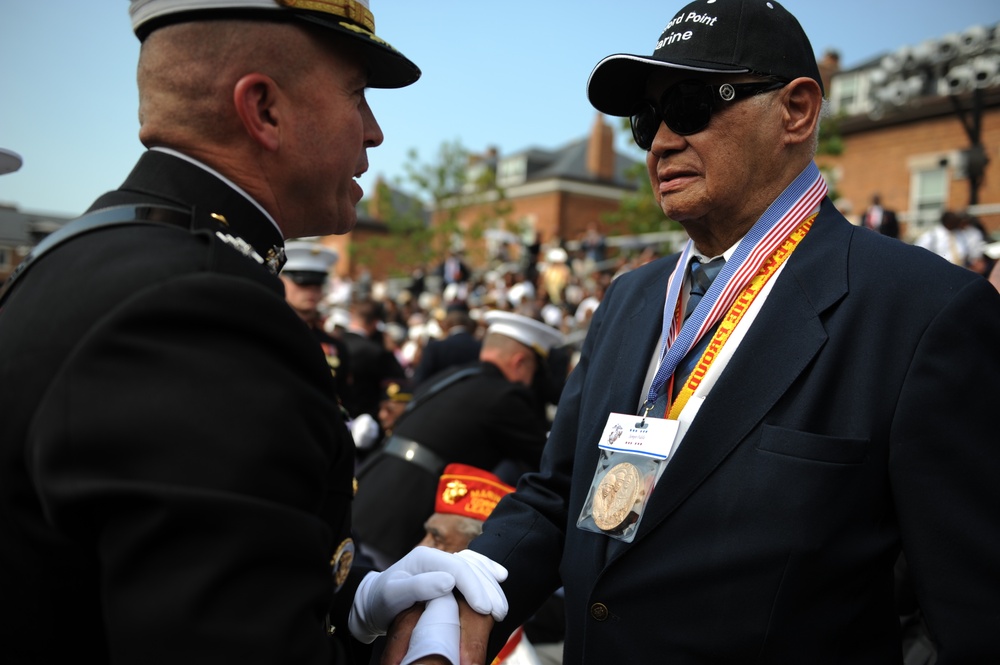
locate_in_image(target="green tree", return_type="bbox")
[355,141,474,275]
[815,112,844,202]
[351,178,432,274]
[388,140,515,266]
[817,112,844,157]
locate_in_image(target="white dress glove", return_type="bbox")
[400,594,460,665]
[348,546,508,643]
[451,549,508,619]
[349,413,380,450]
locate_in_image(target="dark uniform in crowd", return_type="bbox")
[349,377,415,463]
[280,240,354,408]
[0,1,421,662]
[411,303,482,386]
[352,311,562,569]
[342,298,405,420]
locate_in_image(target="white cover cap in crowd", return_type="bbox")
[483,310,563,358]
[283,241,339,274]
[0,148,22,176]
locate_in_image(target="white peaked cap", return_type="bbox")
[483,310,563,358]
[0,148,22,176]
[283,241,338,273]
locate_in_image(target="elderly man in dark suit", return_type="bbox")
[382,1,1000,663]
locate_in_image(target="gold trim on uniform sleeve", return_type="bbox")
[330,537,355,590]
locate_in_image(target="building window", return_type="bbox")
[0,246,11,270]
[909,167,948,235]
[497,156,527,188]
[831,73,859,115]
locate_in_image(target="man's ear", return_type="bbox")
[233,73,282,152]
[781,77,823,146]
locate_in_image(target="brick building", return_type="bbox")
[818,22,1000,240]
[11,25,999,285]
[326,114,643,280]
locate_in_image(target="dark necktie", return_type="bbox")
[684,257,725,321]
[648,257,727,416]
[669,256,726,401]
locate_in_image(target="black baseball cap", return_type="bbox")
[130,0,420,89]
[588,0,822,117]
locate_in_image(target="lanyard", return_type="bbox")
[641,163,828,417]
[667,214,815,418]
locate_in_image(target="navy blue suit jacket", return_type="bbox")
[472,199,1000,664]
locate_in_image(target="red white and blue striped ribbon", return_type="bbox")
[643,163,828,413]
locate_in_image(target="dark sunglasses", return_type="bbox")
[630,79,789,150]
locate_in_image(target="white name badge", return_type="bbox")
[577,413,679,542]
[598,412,679,460]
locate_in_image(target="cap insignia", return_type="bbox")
[278,0,375,31]
[441,479,469,505]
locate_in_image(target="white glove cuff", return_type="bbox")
[400,594,460,665]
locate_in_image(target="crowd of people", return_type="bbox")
[314,203,1000,385]
[315,243,624,396]
[2,1,999,665]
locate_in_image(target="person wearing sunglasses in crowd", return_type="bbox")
[380,1,1000,663]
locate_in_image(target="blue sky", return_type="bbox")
[1,0,996,217]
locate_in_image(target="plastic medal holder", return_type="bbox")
[577,414,674,543]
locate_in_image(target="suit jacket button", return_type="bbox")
[590,603,609,621]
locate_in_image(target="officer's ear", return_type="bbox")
[514,348,540,385]
[233,73,282,151]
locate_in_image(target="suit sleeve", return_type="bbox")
[470,274,624,651]
[890,276,1000,660]
[29,273,352,664]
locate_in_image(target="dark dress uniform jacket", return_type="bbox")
[411,329,482,386]
[353,361,547,564]
[342,330,404,419]
[471,199,1000,664]
[0,151,360,664]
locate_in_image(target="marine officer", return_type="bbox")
[352,311,563,569]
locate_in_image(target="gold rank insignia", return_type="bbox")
[264,246,286,275]
[330,537,355,590]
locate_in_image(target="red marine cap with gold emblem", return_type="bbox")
[435,463,514,522]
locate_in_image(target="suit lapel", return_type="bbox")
[615,201,852,551]
[608,258,680,414]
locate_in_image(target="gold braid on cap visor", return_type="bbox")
[279,0,374,31]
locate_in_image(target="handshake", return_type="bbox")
[349,546,508,665]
